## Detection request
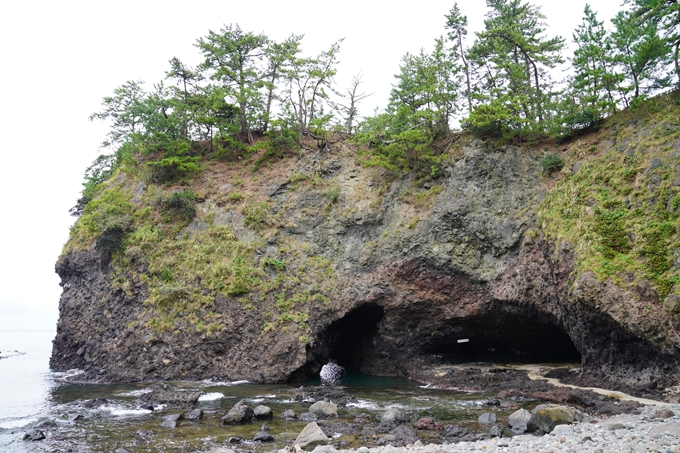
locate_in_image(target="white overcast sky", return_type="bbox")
[0,0,624,332]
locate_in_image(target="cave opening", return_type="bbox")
[324,304,384,370]
[425,313,581,364]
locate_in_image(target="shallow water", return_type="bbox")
[0,330,528,452]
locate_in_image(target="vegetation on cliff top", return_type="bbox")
[65,1,680,331]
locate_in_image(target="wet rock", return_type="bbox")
[140,383,203,407]
[300,412,319,421]
[22,429,45,441]
[221,400,254,425]
[309,401,338,418]
[34,420,58,430]
[69,398,108,409]
[381,407,409,423]
[654,408,675,419]
[69,414,84,422]
[528,404,583,433]
[227,436,243,443]
[253,405,273,420]
[478,412,496,424]
[413,417,443,430]
[188,408,203,421]
[253,430,275,442]
[164,413,183,422]
[295,421,330,451]
[281,409,297,420]
[508,408,532,433]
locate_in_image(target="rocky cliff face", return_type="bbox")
[51,131,680,398]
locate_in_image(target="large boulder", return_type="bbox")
[295,422,330,451]
[527,404,583,433]
[508,408,532,433]
[309,401,338,418]
[381,407,409,423]
[221,400,254,425]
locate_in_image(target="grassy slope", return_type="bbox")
[539,91,680,308]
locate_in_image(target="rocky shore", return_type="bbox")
[0,349,24,359]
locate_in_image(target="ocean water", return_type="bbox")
[0,330,518,452]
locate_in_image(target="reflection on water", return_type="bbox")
[0,330,524,453]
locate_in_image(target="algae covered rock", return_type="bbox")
[527,404,583,433]
[221,400,254,425]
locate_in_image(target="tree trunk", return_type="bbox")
[457,30,472,113]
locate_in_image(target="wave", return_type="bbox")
[201,379,250,386]
[198,392,224,401]
[0,416,39,430]
[346,399,380,409]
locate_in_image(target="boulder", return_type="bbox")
[188,409,203,421]
[309,401,338,418]
[23,429,45,441]
[300,412,319,421]
[381,407,409,423]
[140,383,203,407]
[253,405,273,420]
[281,409,297,420]
[413,417,443,430]
[654,408,675,419]
[478,412,496,424]
[444,425,471,438]
[294,422,330,451]
[221,400,254,425]
[489,425,502,437]
[311,446,339,453]
[164,413,183,422]
[34,420,58,430]
[253,430,275,442]
[389,424,418,445]
[161,419,177,428]
[527,404,583,433]
[508,408,531,433]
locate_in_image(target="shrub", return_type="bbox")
[96,225,126,253]
[164,190,197,221]
[225,191,245,203]
[147,155,202,182]
[540,153,564,175]
[242,201,272,230]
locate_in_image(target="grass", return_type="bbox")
[539,92,680,302]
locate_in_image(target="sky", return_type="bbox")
[0,0,625,332]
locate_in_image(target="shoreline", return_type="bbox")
[0,350,25,359]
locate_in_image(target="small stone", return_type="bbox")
[281,409,297,420]
[227,436,243,443]
[489,425,502,437]
[254,430,275,442]
[188,409,203,421]
[478,412,496,424]
[605,422,625,431]
[22,429,45,441]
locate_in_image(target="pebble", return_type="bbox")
[324,404,680,453]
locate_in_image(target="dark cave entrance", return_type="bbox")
[324,304,384,370]
[287,304,385,382]
[426,313,581,364]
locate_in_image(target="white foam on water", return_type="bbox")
[346,399,380,409]
[198,392,224,401]
[117,388,153,397]
[248,398,265,403]
[202,379,250,386]
[100,405,152,417]
[0,417,39,430]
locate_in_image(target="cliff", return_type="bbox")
[51,93,680,400]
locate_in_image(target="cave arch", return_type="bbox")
[287,304,384,382]
[424,312,581,364]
